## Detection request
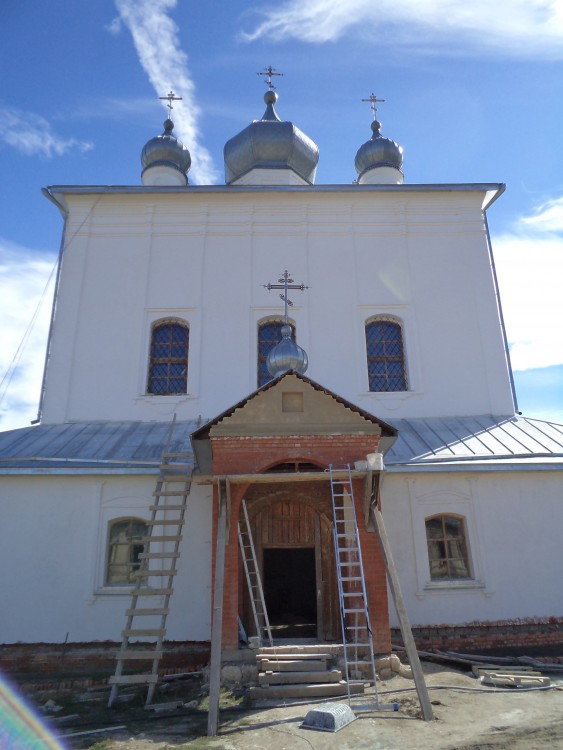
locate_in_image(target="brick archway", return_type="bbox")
[241,486,339,641]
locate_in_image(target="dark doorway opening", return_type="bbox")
[263,547,317,638]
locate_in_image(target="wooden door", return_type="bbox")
[247,493,338,641]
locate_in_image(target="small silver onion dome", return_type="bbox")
[141,118,191,182]
[267,324,308,378]
[355,119,403,181]
[224,90,319,185]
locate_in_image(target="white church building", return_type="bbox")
[1,81,562,678]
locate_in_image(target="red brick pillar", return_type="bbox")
[353,478,391,653]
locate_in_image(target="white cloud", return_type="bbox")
[521,196,563,233]
[115,0,218,185]
[242,0,563,59]
[492,199,563,372]
[0,241,56,432]
[0,105,93,158]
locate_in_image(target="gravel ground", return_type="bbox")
[58,662,563,750]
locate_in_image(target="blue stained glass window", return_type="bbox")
[148,321,189,394]
[365,319,407,392]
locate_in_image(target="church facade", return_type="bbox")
[1,85,562,665]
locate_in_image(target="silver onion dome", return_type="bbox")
[224,90,319,185]
[267,324,308,378]
[141,118,191,179]
[355,119,403,180]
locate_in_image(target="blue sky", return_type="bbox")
[1,0,562,430]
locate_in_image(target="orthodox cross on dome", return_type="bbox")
[159,90,182,118]
[264,270,309,325]
[362,92,385,120]
[257,65,284,90]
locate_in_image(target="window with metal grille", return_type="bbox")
[365,318,407,392]
[425,514,471,580]
[257,320,295,387]
[148,320,189,394]
[106,518,148,585]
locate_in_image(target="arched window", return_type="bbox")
[365,318,407,392]
[147,320,189,394]
[257,319,296,387]
[425,514,470,580]
[106,518,149,585]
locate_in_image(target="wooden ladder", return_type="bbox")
[108,424,192,707]
[238,499,273,647]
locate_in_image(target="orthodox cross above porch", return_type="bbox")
[264,270,309,324]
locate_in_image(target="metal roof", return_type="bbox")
[0,414,561,476]
[385,415,563,470]
[0,421,198,474]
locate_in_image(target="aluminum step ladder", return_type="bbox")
[108,422,192,707]
[329,464,385,711]
[238,499,273,647]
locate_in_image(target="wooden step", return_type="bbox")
[131,587,173,596]
[249,681,364,700]
[115,651,163,660]
[259,669,343,686]
[154,490,191,497]
[141,535,182,543]
[146,519,185,526]
[138,552,180,560]
[109,674,159,685]
[126,608,169,616]
[134,569,177,578]
[149,504,187,512]
[122,628,166,637]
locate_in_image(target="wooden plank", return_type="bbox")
[370,506,434,722]
[115,651,163,660]
[207,479,228,737]
[193,470,368,486]
[149,504,187,511]
[481,673,551,687]
[126,608,169,616]
[138,552,180,560]
[131,588,173,596]
[134,570,178,578]
[109,674,158,685]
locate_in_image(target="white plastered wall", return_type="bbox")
[40,188,515,425]
[0,475,212,643]
[381,468,563,627]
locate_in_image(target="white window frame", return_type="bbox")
[408,484,491,598]
[355,305,423,402]
[136,308,200,404]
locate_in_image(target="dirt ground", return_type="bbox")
[46,661,563,750]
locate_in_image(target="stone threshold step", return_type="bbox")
[249,681,365,700]
[259,669,342,686]
[258,659,329,672]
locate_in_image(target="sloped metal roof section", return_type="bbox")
[385,415,563,470]
[0,421,198,474]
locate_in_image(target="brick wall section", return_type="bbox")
[391,617,563,654]
[0,641,210,689]
[209,433,389,651]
